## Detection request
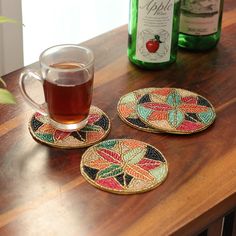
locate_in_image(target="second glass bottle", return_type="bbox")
[178,0,224,50]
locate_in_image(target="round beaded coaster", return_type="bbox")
[136,88,216,134]
[81,139,168,194]
[28,106,111,148]
[117,88,160,133]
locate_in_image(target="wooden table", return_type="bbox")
[1,2,236,235]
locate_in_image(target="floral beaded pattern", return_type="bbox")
[29,106,111,148]
[117,88,160,132]
[136,88,216,134]
[81,139,168,194]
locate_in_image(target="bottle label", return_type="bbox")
[135,0,175,63]
[180,0,221,36]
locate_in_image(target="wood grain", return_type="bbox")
[0,2,236,235]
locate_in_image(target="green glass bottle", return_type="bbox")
[128,0,181,69]
[178,0,224,51]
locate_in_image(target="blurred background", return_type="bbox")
[0,0,128,76]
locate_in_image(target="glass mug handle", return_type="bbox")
[19,70,48,115]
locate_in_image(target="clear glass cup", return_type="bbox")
[19,44,94,131]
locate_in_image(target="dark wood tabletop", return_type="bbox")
[0,2,236,235]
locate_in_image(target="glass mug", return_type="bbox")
[19,44,94,131]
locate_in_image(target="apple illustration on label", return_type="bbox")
[146,35,162,53]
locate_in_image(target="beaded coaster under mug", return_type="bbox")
[29,106,111,148]
[81,139,168,194]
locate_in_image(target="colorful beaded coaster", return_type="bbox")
[136,88,216,134]
[117,88,160,133]
[28,106,111,148]
[81,139,168,194]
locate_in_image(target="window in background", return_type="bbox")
[22,0,128,66]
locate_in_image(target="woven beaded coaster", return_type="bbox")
[28,106,111,148]
[117,88,160,133]
[136,88,216,134]
[81,139,168,194]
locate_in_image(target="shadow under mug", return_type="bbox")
[19,44,94,131]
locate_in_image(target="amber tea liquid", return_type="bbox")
[43,62,93,124]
